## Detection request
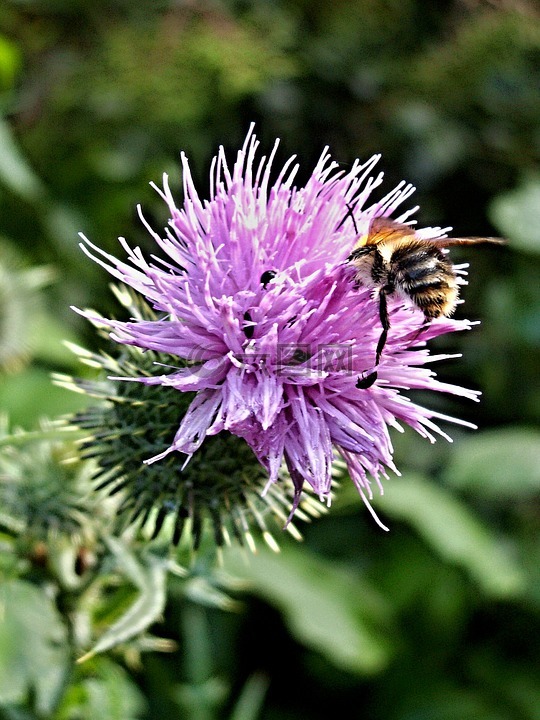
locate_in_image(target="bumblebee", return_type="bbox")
[347,215,503,388]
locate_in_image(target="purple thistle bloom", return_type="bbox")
[77,125,479,529]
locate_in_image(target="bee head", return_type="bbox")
[347,245,376,262]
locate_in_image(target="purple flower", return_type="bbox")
[77,125,479,529]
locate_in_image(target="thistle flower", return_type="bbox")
[76,125,479,530]
[0,418,96,544]
[61,290,325,551]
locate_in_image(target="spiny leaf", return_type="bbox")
[78,539,167,663]
[0,580,69,713]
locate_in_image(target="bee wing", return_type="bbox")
[365,216,416,246]
[361,216,505,248]
[430,237,506,247]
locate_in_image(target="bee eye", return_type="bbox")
[348,246,374,261]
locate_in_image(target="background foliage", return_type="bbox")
[0,1,539,718]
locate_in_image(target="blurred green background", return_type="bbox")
[0,1,539,719]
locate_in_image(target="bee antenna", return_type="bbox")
[337,202,359,234]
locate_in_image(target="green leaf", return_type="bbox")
[79,660,146,720]
[0,579,70,714]
[31,310,85,368]
[78,540,167,662]
[0,120,45,203]
[222,543,394,675]
[0,246,55,374]
[489,175,540,254]
[0,35,22,89]
[183,575,240,612]
[374,474,526,599]
[56,657,146,720]
[0,367,89,428]
[442,427,540,500]
[42,202,90,262]
[397,685,510,720]
[228,673,269,720]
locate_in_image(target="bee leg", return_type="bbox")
[356,287,391,390]
[375,287,391,366]
[356,372,378,389]
[410,317,431,345]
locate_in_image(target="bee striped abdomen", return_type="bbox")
[390,242,458,318]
